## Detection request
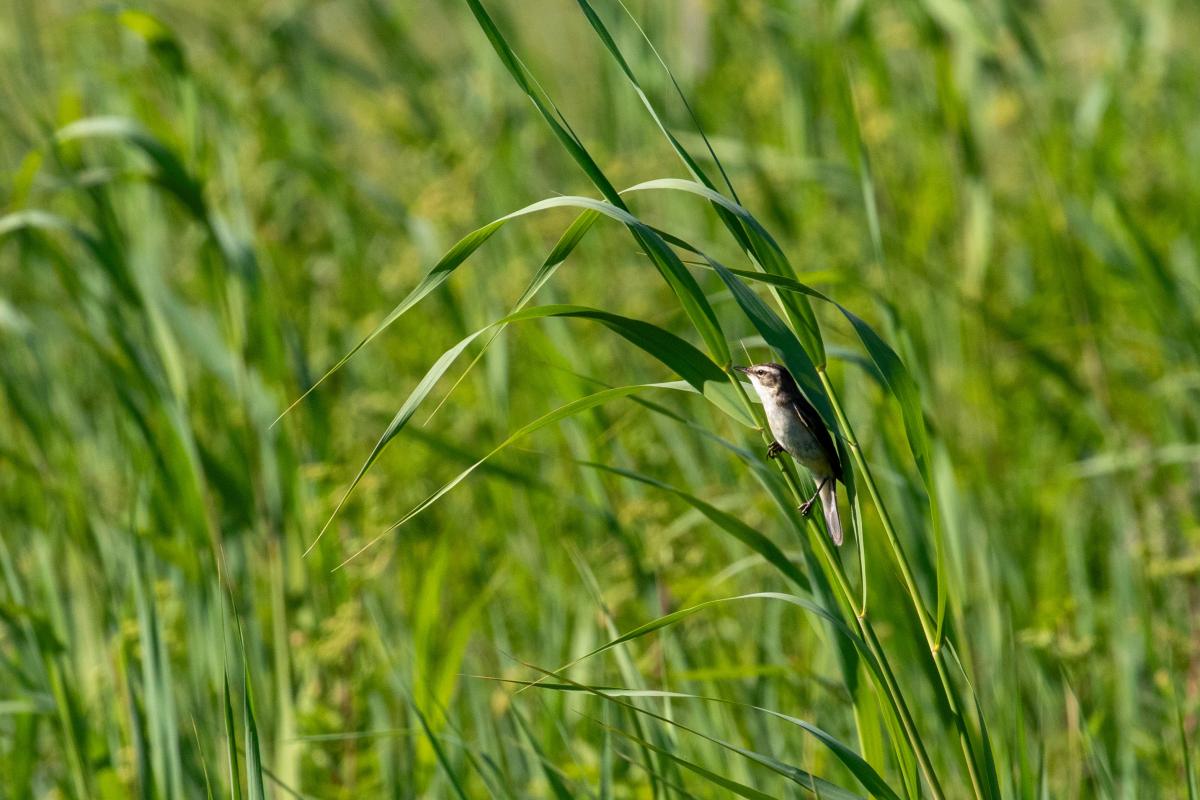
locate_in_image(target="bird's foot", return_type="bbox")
[798,497,816,517]
[767,441,784,460]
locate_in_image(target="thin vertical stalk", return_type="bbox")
[726,373,947,800]
[817,367,987,800]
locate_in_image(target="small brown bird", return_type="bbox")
[735,363,844,545]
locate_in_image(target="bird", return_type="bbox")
[734,363,844,545]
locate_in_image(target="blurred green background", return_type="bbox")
[2,0,1199,797]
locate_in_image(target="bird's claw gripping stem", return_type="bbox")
[767,441,784,460]
[797,477,828,517]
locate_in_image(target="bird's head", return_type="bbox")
[734,362,789,392]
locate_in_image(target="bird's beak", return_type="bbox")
[733,365,751,375]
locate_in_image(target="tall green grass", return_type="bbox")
[2,0,1198,797]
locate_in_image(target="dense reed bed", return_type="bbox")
[2,1,1199,796]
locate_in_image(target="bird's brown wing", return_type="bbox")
[788,386,843,481]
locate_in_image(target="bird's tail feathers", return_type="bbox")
[820,479,842,546]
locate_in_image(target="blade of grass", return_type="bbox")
[464,0,730,365]
[307,303,751,556]
[334,380,702,568]
[578,461,810,592]
[497,677,901,800]
[223,672,243,800]
[591,711,862,799]
[600,721,778,800]
[511,705,577,800]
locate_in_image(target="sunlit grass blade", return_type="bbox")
[242,667,266,800]
[280,206,596,427]
[579,461,810,592]
[223,672,243,800]
[521,591,879,698]
[463,0,730,365]
[335,381,700,567]
[561,546,685,800]
[839,307,948,638]
[192,717,216,800]
[945,643,1002,800]
[573,0,728,195]
[500,678,901,800]
[309,303,751,556]
[579,693,865,799]
[597,722,783,800]
[608,0,740,198]
[577,5,826,362]
[277,191,731,431]
[410,702,471,800]
[623,178,824,361]
[572,0,786,293]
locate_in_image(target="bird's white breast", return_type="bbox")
[764,392,828,473]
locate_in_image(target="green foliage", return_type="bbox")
[2,0,1199,797]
